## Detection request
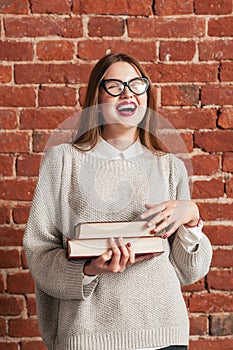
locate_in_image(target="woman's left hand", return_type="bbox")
[140,200,200,238]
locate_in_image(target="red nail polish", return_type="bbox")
[162,234,168,239]
[126,242,131,248]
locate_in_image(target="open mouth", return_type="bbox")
[116,102,137,117]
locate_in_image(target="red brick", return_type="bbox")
[16,154,41,177]
[4,16,83,38]
[191,154,220,175]
[197,202,233,221]
[13,204,31,224]
[192,178,224,199]
[21,250,28,269]
[21,340,47,350]
[181,278,205,292]
[88,17,125,37]
[194,0,232,14]
[38,86,76,107]
[0,87,35,107]
[195,130,233,152]
[0,249,20,268]
[30,0,71,14]
[220,62,233,82]
[208,270,233,290]
[127,18,205,39]
[0,295,24,315]
[8,318,40,337]
[157,108,216,129]
[210,314,233,336]
[0,65,11,83]
[33,131,51,152]
[218,107,233,129]
[78,40,157,61]
[0,0,29,14]
[0,132,29,153]
[159,132,193,153]
[189,292,233,312]
[203,225,233,245]
[7,271,35,294]
[26,296,37,316]
[0,227,24,247]
[0,343,18,350]
[15,63,92,84]
[159,41,196,61]
[208,16,233,37]
[161,85,199,106]
[145,63,218,83]
[0,274,4,292]
[223,152,233,172]
[0,318,6,336]
[76,0,152,16]
[36,40,75,61]
[155,0,193,15]
[79,86,87,106]
[0,205,10,224]
[211,249,233,268]
[189,315,208,335]
[189,338,233,350]
[14,64,51,84]
[199,40,233,60]
[202,84,233,105]
[226,178,233,197]
[48,63,93,84]
[0,155,14,176]
[0,110,17,129]
[0,179,36,200]
[0,41,33,61]
[20,108,76,129]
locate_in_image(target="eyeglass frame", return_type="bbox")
[100,77,150,97]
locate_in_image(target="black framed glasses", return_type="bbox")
[100,77,149,97]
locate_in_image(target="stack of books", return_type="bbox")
[67,221,164,259]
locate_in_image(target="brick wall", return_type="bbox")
[0,0,232,349]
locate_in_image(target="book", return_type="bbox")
[67,221,164,259]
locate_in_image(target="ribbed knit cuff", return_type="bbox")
[65,259,98,299]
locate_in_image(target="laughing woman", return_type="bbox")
[24,53,212,350]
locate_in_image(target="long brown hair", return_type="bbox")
[73,53,166,153]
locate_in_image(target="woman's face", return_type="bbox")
[98,61,148,132]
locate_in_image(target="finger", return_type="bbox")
[141,203,166,224]
[153,214,174,234]
[108,238,121,272]
[117,237,130,271]
[126,241,135,264]
[95,249,113,267]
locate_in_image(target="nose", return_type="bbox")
[120,85,133,98]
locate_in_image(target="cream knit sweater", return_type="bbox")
[24,143,212,350]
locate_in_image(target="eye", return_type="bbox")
[106,81,122,90]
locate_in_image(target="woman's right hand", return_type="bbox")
[83,237,154,276]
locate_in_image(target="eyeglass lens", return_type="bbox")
[103,78,149,96]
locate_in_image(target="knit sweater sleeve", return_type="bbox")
[168,157,213,286]
[23,146,98,300]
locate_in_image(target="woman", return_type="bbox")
[24,53,212,350]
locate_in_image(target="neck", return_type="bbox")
[101,124,138,150]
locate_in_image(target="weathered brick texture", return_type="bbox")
[0,1,232,349]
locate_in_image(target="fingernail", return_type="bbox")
[107,250,113,256]
[150,229,157,235]
[162,234,168,239]
[147,222,153,227]
[126,242,131,248]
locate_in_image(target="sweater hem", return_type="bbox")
[54,327,189,350]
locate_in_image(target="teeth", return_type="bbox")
[117,103,136,111]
